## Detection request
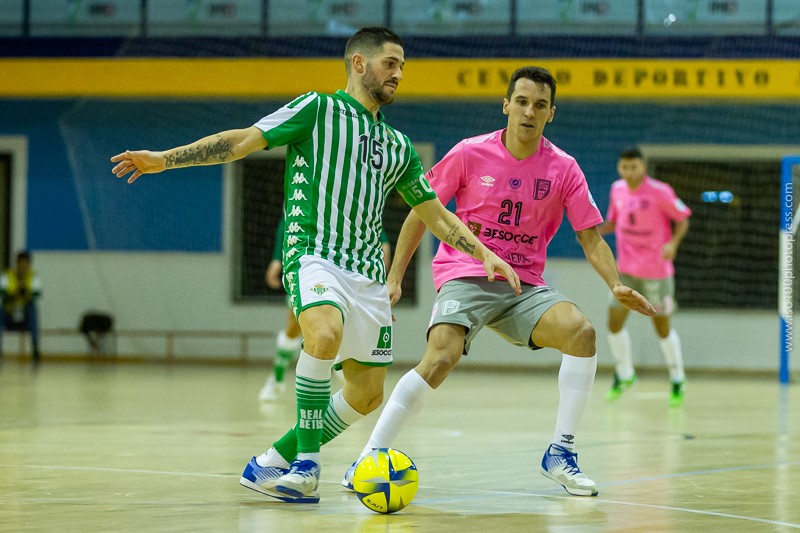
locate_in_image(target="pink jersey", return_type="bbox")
[606,175,692,279]
[427,129,603,290]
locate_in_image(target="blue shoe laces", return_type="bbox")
[549,445,581,475]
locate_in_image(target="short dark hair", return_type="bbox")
[16,250,31,263]
[506,66,557,106]
[619,146,643,160]
[344,27,404,72]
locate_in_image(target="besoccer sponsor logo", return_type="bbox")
[371,325,393,359]
[483,227,538,244]
[310,283,328,296]
[377,326,392,349]
[467,220,483,236]
[509,177,522,190]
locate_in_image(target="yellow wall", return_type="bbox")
[3,58,800,99]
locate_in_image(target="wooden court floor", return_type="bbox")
[0,360,798,532]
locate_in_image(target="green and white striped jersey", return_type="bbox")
[254,90,436,283]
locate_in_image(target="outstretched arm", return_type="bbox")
[111,126,267,183]
[576,226,656,316]
[409,197,521,296]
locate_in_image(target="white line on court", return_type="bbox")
[4,463,799,528]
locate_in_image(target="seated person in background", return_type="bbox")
[0,251,42,365]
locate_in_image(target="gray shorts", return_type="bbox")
[429,278,573,354]
[609,274,675,316]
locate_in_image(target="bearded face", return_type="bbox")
[361,61,397,105]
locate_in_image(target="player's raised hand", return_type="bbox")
[612,284,656,316]
[482,252,521,295]
[111,150,166,183]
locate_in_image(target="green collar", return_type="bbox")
[335,89,384,123]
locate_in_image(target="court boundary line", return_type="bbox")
[3,462,798,528]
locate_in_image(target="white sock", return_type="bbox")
[359,369,433,458]
[659,329,685,383]
[297,452,320,464]
[552,354,597,450]
[321,390,363,443]
[277,330,303,352]
[607,329,635,380]
[295,350,334,381]
[256,447,290,469]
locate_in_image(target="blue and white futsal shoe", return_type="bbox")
[539,444,598,496]
[239,456,319,503]
[340,459,357,491]
[274,459,321,502]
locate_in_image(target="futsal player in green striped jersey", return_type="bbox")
[111,27,521,504]
[258,220,391,401]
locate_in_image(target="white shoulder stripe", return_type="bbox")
[253,92,318,131]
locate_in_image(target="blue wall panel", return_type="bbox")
[4,98,800,255]
[1,99,225,252]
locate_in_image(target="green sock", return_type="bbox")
[272,428,298,462]
[274,349,294,382]
[295,375,330,453]
[271,391,357,462]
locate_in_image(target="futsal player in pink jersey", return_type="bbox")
[599,147,691,407]
[343,66,656,497]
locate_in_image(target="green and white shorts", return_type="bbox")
[609,274,675,316]
[285,255,392,367]
[429,277,573,354]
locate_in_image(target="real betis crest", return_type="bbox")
[310,283,328,296]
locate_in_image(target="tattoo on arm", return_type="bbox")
[455,236,475,255]
[445,224,459,244]
[445,224,476,256]
[164,136,233,168]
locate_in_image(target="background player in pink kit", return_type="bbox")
[344,66,656,497]
[599,147,691,407]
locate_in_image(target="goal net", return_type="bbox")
[780,156,800,383]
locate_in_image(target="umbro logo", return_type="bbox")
[480,175,495,187]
